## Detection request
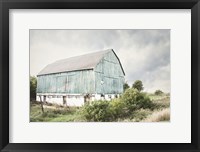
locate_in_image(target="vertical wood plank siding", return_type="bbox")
[37,70,95,94]
[94,51,125,94]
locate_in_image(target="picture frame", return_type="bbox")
[0,0,200,151]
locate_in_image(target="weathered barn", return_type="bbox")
[36,49,125,106]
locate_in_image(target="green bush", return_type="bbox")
[30,76,37,100]
[81,88,154,122]
[121,88,153,111]
[131,109,152,122]
[81,100,113,122]
[109,98,125,119]
[123,82,130,92]
[154,90,164,95]
[132,80,144,92]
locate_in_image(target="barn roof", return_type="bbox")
[38,49,125,76]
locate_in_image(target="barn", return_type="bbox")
[36,49,125,106]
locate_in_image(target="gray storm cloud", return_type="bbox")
[30,29,170,93]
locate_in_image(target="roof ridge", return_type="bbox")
[53,49,111,64]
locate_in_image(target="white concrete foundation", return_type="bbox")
[36,93,119,107]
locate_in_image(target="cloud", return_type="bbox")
[30,29,170,93]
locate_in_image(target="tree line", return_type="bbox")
[123,80,164,95]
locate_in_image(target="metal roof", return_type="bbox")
[38,49,112,76]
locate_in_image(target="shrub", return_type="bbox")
[132,80,144,92]
[30,76,37,100]
[121,88,153,111]
[81,89,155,122]
[81,100,113,122]
[131,109,152,122]
[109,98,125,119]
[154,90,164,95]
[123,82,130,92]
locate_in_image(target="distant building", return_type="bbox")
[36,49,125,106]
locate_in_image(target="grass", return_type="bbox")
[30,94,170,122]
[142,108,170,122]
[30,102,85,122]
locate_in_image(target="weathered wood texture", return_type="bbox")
[37,70,95,94]
[37,50,125,94]
[95,51,124,94]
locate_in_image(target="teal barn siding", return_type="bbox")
[37,49,125,95]
[37,70,95,94]
[94,50,125,94]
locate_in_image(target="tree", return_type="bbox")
[121,88,152,111]
[123,82,130,92]
[154,90,164,95]
[132,80,144,92]
[30,76,37,100]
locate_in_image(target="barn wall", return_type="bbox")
[94,51,125,94]
[37,70,95,94]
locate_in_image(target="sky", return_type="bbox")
[30,29,170,93]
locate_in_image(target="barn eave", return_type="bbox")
[37,68,94,77]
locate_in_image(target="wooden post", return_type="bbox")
[84,95,87,104]
[63,96,67,106]
[39,95,44,113]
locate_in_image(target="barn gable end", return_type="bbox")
[94,50,125,94]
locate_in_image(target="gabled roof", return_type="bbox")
[38,49,125,76]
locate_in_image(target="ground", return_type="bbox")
[30,93,170,122]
